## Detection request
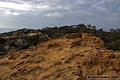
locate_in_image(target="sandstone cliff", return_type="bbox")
[0,33,120,80]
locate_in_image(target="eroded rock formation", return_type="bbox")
[0,33,120,80]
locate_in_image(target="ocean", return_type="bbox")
[0,28,18,33]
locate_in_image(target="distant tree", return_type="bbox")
[77,23,86,28]
[110,29,116,32]
[87,24,92,28]
[92,26,96,29]
[116,29,120,32]
[87,24,96,29]
[98,28,103,32]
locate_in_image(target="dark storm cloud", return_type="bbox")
[0,0,119,31]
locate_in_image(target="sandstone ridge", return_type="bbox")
[0,33,120,80]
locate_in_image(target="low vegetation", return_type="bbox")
[39,24,120,51]
[0,24,120,51]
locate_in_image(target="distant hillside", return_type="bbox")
[0,28,42,39]
[0,29,50,56]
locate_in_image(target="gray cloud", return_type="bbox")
[0,0,120,31]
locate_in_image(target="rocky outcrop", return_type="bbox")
[0,33,120,80]
[28,32,42,36]
[65,33,82,39]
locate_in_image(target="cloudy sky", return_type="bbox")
[0,0,120,32]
